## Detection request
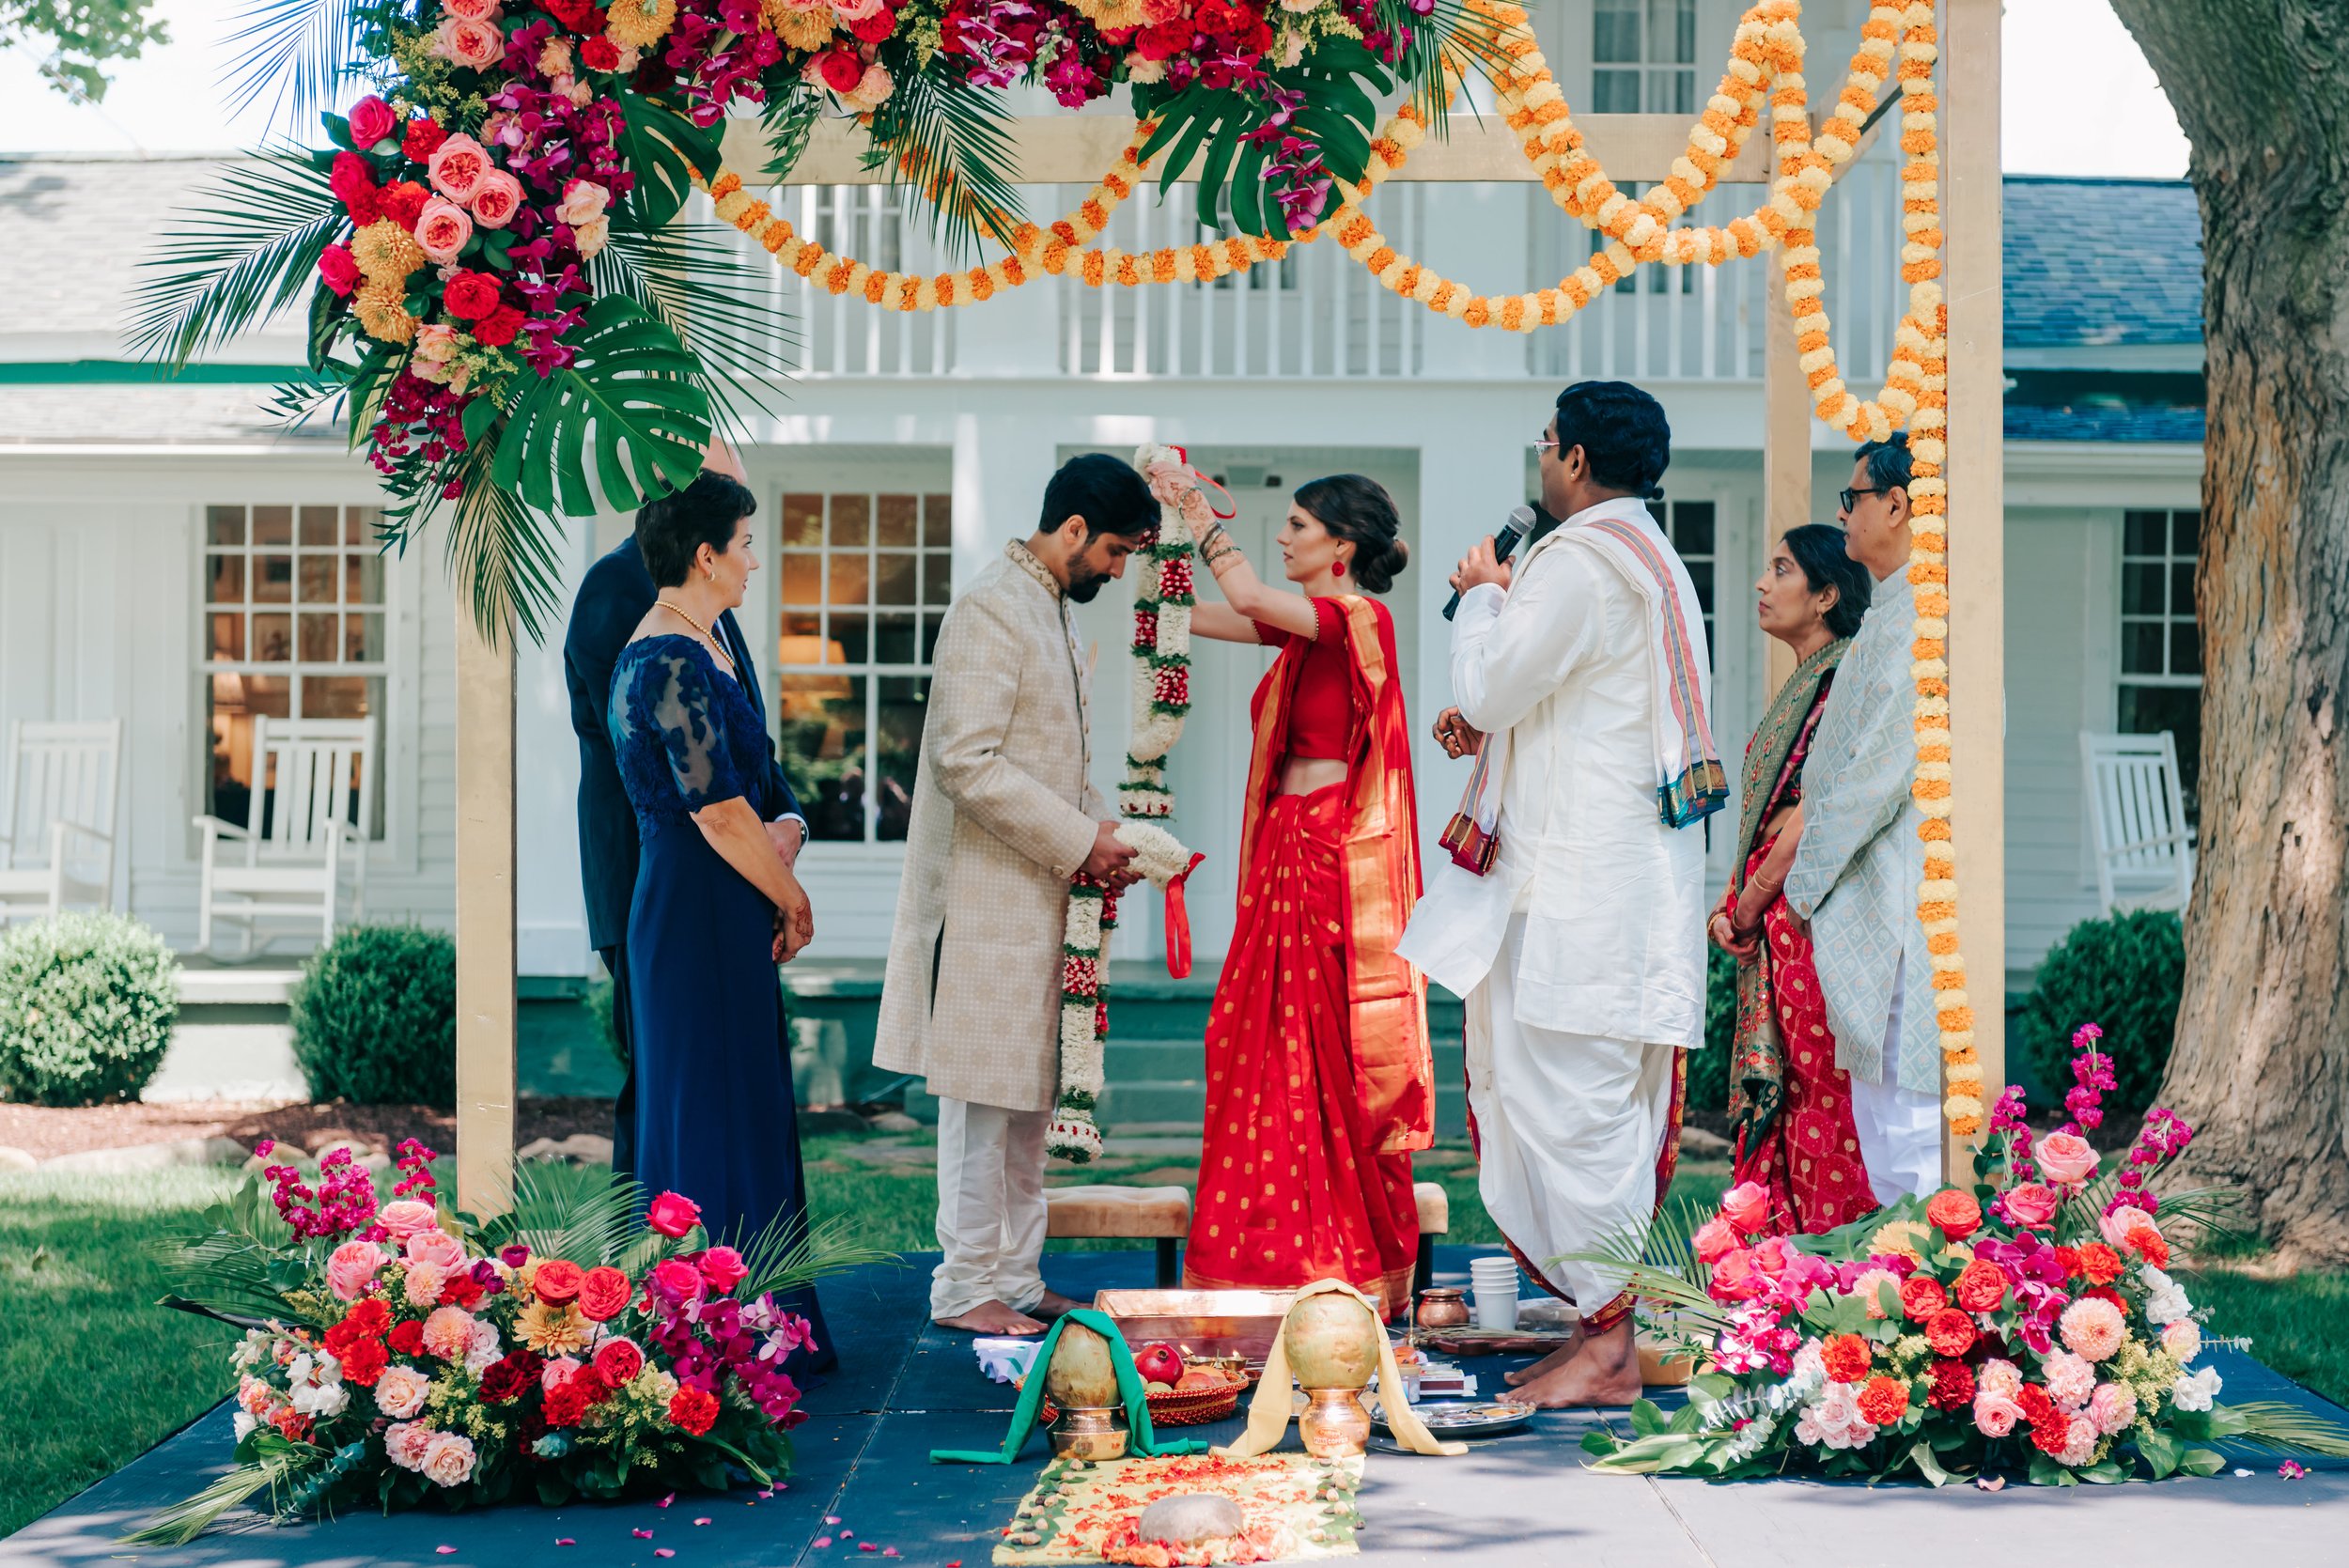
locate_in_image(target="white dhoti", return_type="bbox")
[1848,951,1942,1205]
[1464,916,1680,1324]
[930,1096,1050,1320]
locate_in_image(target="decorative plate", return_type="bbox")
[1367,1398,1533,1437]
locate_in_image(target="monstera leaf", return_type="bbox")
[487,296,712,519]
[614,89,728,231]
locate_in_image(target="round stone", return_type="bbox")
[1135,1494,1243,1545]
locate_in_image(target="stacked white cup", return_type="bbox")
[1468,1255,1521,1330]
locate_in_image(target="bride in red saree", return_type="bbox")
[1176,475,1430,1319]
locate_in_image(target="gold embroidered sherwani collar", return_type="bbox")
[1004,538,1063,598]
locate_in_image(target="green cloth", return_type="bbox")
[929,1309,1210,1464]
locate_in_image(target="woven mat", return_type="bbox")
[993,1452,1364,1566]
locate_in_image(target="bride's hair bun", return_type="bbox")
[1295,474,1408,595]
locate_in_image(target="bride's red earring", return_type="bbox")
[1332,559,1346,578]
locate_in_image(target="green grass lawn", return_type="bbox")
[3,1137,2341,1542]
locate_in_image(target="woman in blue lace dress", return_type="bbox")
[608,473,830,1363]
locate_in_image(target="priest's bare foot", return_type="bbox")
[1498,1324,1640,1409]
[935,1299,1047,1335]
[1031,1288,1085,1320]
[1501,1342,1581,1388]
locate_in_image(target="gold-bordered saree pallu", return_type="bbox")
[1185,597,1431,1319]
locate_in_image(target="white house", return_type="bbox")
[0,0,2201,1009]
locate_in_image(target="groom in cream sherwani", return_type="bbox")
[874,454,1160,1336]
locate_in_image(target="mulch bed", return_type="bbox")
[0,1097,616,1163]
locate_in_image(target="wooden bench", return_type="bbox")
[1045,1186,1192,1286]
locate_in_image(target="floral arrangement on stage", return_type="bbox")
[133,1140,883,1544]
[1577,1024,2349,1486]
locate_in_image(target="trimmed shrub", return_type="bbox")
[1688,946,1736,1112]
[583,974,628,1069]
[2018,908,2185,1117]
[290,925,457,1107]
[0,911,180,1105]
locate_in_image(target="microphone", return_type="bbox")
[1443,504,1539,621]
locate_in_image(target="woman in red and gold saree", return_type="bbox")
[1178,475,1431,1319]
[1707,524,1878,1235]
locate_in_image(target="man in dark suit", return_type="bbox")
[565,451,808,1180]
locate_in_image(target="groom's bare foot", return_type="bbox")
[936,1299,1047,1335]
[1498,1323,1641,1408]
[1501,1340,1581,1388]
[1031,1288,1085,1320]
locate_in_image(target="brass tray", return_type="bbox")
[1092,1288,1298,1365]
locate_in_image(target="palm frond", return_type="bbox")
[145,1173,319,1327]
[593,222,796,434]
[120,1453,303,1547]
[1554,1203,1735,1337]
[436,438,569,645]
[504,1159,648,1267]
[735,1211,899,1306]
[758,82,827,182]
[1412,0,1516,131]
[861,67,1025,257]
[128,152,344,369]
[220,0,367,136]
[2209,1402,2349,1459]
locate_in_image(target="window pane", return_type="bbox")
[2121,620,2164,675]
[2123,509,2166,557]
[877,494,919,547]
[2170,622,2201,676]
[207,505,245,546]
[302,674,375,720]
[875,551,917,606]
[344,613,384,662]
[2118,683,2201,824]
[923,552,951,606]
[830,494,870,548]
[1685,561,1713,615]
[299,555,336,604]
[299,613,338,662]
[1595,2,1640,61]
[206,554,243,603]
[207,672,287,826]
[778,611,826,666]
[253,613,293,662]
[300,505,339,547]
[2121,562,2164,615]
[2172,509,2201,555]
[781,551,821,605]
[1593,69,1641,114]
[1670,0,1695,62]
[210,612,245,660]
[345,551,384,606]
[875,675,928,842]
[923,493,952,547]
[253,505,293,547]
[875,612,917,664]
[2170,563,2194,616]
[832,612,871,665]
[780,673,867,842]
[829,553,869,606]
[923,613,944,663]
[782,493,824,548]
[345,506,379,547]
[1671,501,1715,555]
[254,554,293,603]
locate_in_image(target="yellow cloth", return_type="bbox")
[1213,1279,1466,1459]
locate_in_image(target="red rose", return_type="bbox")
[348,95,398,149]
[1136,19,1193,59]
[534,1259,586,1305]
[319,244,361,297]
[545,0,597,28]
[1856,1374,1910,1428]
[668,1384,720,1436]
[649,1257,706,1304]
[849,8,896,41]
[479,1348,546,1405]
[577,1265,633,1322]
[1924,1189,1982,1241]
[2074,1242,2123,1285]
[389,1319,426,1356]
[439,1272,487,1311]
[471,303,528,348]
[330,150,380,222]
[1820,1333,1873,1384]
[646,1191,703,1238]
[1924,1307,1977,1358]
[1925,1358,1975,1411]
[593,1337,645,1386]
[1952,1259,2010,1313]
[441,270,504,321]
[696,1246,749,1296]
[580,36,619,70]
[1898,1276,1948,1322]
[338,1337,389,1387]
[817,49,864,92]
[543,1381,591,1427]
[403,118,449,161]
[379,179,431,230]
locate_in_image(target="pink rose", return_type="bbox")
[2088,1381,2138,1436]
[830,0,885,18]
[372,1364,431,1420]
[2058,1413,2098,1467]
[347,95,398,149]
[420,1430,477,1488]
[402,1259,450,1308]
[649,1257,706,1302]
[378,1198,438,1242]
[570,215,610,259]
[318,244,361,297]
[326,1240,390,1302]
[384,1420,437,1470]
[540,1355,583,1392]
[1691,1217,1737,1265]
[430,15,505,70]
[845,63,894,108]
[405,1227,467,1270]
[697,1246,749,1295]
[1977,1358,2023,1400]
[466,169,524,229]
[1972,1390,2021,1437]
[2099,1203,2156,1250]
[428,133,494,205]
[443,0,504,19]
[1707,1248,1766,1302]
[646,1191,703,1238]
[414,322,462,365]
[2001,1181,2059,1229]
[1719,1181,1770,1236]
[2044,1349,2096,1409]
[420,1305,474,1360]
[413,196,474,264]
[556,179,610,226]
[2035,1131,2098,1187]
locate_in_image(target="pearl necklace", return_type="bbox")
[654,597,736,673]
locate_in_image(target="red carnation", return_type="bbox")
[1820,1333,1873,1384]
[1137,19,1193,59]
[2051,1245,2080,1278]
[1898,1276,1948,1322]
[2084,1284,2126,1311]
[442,271,504,321]
[346,1297,392,1336]
[1952,1259,2010,1313]
[2074,1241,2123,1285]
[578,1265,633,1323]
[1925,1358,1976,1411]
[471,303,528,348]
[319,244,361,297]
[479,1349,546,1405]
[379,179,430,230]
[388,1319,426,1356]
[2030,1410,2072,1456]
[580,36,620,71]
[593,1337,645,1386]
[849,8,896,41]
[337,1337,389,1387]
[668,1384,720,1436]
[1856,1374,1910,1428]
[534,1258,586,1305]
[1924,1189,1982,1241]
[1924,1307,1977,1358]
[544,0,598,29]
[403,118,449,161]
[542,1382,591,1427]
[817,50,864,92]
[438,1272,487,1312]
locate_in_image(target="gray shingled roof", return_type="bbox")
[0,156,263,339]
[2003,177,2202,348]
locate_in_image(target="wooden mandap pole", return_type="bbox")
[454,610,518,1215]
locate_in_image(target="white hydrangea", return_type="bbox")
[2169,1365,2223,1414]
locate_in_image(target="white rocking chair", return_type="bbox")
[2079,730,2195,914]
[0,719,122,922]
[194,715,375,954]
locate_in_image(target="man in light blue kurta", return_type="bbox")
[1783,436,1941,1203]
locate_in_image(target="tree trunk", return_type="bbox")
[2106,0,2349,1263]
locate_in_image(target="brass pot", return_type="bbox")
[1043,1321,1121,1411]
[1049,1405,1129,1461]
[1415,1288,1470,1330]
[1298,1387,1371,1459]
[1282,1294,1380,1390]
